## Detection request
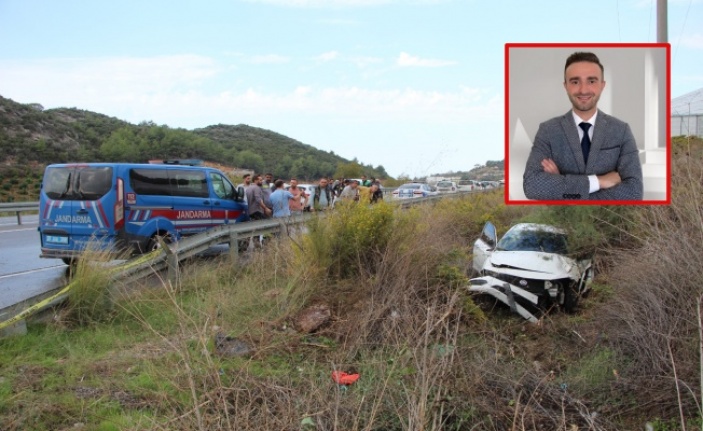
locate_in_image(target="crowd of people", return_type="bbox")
[237,173,384,220]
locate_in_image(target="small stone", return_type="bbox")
[294,304,331,333]
[214,332,254,357]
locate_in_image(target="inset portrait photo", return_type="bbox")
[505,43,670,205]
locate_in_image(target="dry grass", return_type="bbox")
[6,169,703,430]
[598,137,703,428]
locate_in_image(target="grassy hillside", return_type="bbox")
[0,95,388,202]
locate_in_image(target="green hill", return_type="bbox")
[0,95,388,201]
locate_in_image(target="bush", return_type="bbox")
[301,201,395,281]
[599,137,703,422]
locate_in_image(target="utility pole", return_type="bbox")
[657,0,667,43]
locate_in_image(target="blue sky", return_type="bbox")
[0,0,700,178]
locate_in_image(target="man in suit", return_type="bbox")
[523,52,643,200]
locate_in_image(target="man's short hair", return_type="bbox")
[274,179,284,189]
[243,174,251,179]
[564,52,604,79]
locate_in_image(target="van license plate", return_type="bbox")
[46,235,68,244]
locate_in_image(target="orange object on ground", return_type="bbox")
[331,371,360,385]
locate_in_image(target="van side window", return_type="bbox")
[173,171,208,198]
[130,169,171,196]
[77,167,112,200]
[209,172,234,199]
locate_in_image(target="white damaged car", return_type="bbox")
[469,222,594,322]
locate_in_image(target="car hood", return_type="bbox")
[486,251,578,280]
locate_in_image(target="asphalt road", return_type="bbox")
[0,215,69,309]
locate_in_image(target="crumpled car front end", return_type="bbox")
[469,250,593,322]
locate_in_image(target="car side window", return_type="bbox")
[209,172,234,199]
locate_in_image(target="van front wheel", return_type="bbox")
[146,233,174,252]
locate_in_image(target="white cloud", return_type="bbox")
[397,52,456,67]
[0,55,217,97]
[350,55,383,68]
[318,18,361,25]
[0,54,496,134]
[248,54,290,64]
[316,51,340,61]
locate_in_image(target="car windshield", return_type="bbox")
[496,229,568,254]
[437,181,452,187]
[399,184,421,189]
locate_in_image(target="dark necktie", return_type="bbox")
[579,122,591,165]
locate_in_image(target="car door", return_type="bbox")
[208,171,247,224]
[472,221,497,274]
[170,169,213,234]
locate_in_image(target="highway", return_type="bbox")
[0,215,69,310]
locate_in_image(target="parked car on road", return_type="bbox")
[469,222,594,322]
[456,180,475,191]
[435,180,458,194]
[391,183,438,199]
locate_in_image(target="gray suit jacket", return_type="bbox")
[523,110,643,200]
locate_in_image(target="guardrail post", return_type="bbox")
[167,253,179,284]
[16,211,22,225]
[158,237,179,285]
[229,232,239,263]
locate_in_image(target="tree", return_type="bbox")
[235,150,265,173]
[100,127,144,162]
[334,162,363,179]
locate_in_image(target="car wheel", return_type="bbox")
[146,233,173,253]
[62,257,76,266]
[562,281,580,313]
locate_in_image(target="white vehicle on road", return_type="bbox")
[435,180,458,194]
[469,222,594,322]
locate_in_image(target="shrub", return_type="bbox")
[600,137,703,422]
[301,201,395,281]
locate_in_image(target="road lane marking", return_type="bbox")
[0,227,38,233]
[0,265,66,280]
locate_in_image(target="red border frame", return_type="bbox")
[504,42,671,205]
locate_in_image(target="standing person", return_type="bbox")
[287,178,306,216]
[333,178,345,198]
[261,172,274,209]
[339,179,360,202]
[361,175,372,187]
[522,51,643,200]
[245,175,270,220]
[369,183,383,204]
[269,179,300,218]
[237,173,251,198]
[312,177,333,211]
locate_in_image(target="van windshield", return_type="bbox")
[43,166,113,200]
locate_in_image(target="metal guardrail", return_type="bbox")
[0,201,39,225]
[1,189,488,334]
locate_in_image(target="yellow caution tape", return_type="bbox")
[0,249,164,331]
